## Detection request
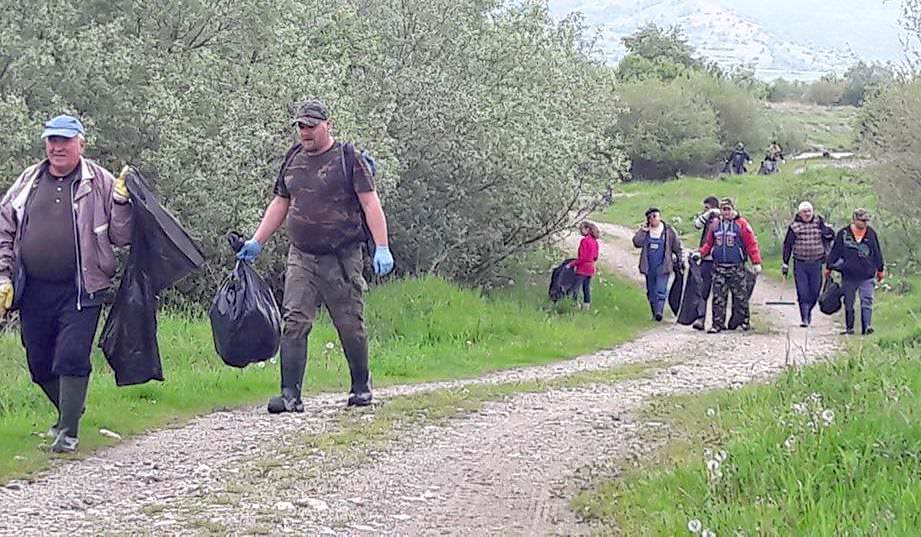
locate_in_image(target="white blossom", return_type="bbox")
[688,519,702,533]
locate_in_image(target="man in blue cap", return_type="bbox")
[0,114,133,453]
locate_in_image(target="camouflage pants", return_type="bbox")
[711,263,750,329]
[282,243,369,390]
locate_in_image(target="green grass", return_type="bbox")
[571,279,921,536]
[0,266,651,481]
[598,167,875,277]
[769,102,859,152]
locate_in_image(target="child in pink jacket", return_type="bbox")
[571,221,600,310]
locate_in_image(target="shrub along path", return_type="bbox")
[0,223,839,536]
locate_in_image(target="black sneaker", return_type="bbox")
[862,327,875,336]
[347,392,373,407]
[840,329,855,335]
[800,322,809,328]
[267,394,304,414]
[740,322,751,331]
[50,432,79,454]
[654,313,663,322]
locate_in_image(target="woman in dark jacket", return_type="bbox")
[633,208,683,321]
[825,208,885,335]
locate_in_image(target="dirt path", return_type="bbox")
[0,223,839,537]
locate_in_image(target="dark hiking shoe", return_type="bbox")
[654,313,663,322]
[800,322,809,328]
[347,391,373,407]
[740,322,751,331]
[50,432,79,454]
[840,329,855,336]
[267,394,304,414]
[692,320,705,331]
[862,327,875,336]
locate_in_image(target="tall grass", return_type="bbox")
[0,269,649,480]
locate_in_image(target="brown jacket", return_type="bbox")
[632,225,682,276]
[0,158,133,304]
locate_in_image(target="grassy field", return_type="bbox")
[597,167,876,276]
[0,264,650,481]
[573,277,921,536]
[769,102,859,152]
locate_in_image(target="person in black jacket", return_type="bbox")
[825,208,885,335]
[781,201,835,327]
[691,196,720,330]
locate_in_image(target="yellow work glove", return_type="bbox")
[0,282,13,317]
[113,165,130,202]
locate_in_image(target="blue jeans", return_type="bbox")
[576,275,592,304]
[794,259,823,325]
[645,270,668,316]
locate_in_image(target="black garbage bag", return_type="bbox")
[728,268,758,330]
[209,233,281,367]
[819,274,843,315]
[677,260,705,325]
[549,258,579,302]
[668,260,684,316]
[99,168,205,386]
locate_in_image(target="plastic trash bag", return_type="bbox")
[548,258,579,302]
[668,260,684,316]
[99,168,205,386]
[819,274,843,315]
[677,260,705,326]
[209,233,281,368]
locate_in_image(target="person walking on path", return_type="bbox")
[0,114,133,453]
[826,208,885,335]
[633,208,682,322]
[782,201,835,327]
[697,198,762,333]
[236,98,394,410]
[570,221,599,311]
[691,196,720,330]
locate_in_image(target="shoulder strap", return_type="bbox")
[277,142,302,183]
[341,142,356,187]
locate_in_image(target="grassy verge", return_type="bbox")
[597,168,875,277]
[572,279,921,536]
[0,265,650,481]
[768,102,858,152]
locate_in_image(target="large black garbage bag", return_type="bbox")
[99,168,205,386]
[209,234,281,367]
[549,258,579,302]
[677,260,705,325]
[668,261,684,316]
[819,274,843,315]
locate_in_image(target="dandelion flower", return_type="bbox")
[688,519,702,533]
[706,408,716,418]
[702,529,716,537]
[821,409,834,425]
[325,342,335,350]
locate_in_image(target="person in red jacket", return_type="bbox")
[696,198,762,333]
[570,221,599,310]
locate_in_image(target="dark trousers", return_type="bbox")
[794,259,824,325]
[20,280,102,383]
[644,270,669,316]
[842,277,875,333]
[575,275,592,304]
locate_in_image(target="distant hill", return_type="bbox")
[549,0,904,80]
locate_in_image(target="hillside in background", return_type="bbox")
[550,0,904,80]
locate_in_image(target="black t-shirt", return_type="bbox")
[20,167,80,282]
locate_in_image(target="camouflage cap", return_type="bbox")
[292,98,329,126]
[853,208,871,222]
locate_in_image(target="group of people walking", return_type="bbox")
[1,99,394,452]
[572,194,886,338]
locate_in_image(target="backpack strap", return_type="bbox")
[340,142,374,249]
[276,142,302,184]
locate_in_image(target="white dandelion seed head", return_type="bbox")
[325,342,335,350]
[810,392,822,403]
[821,409,835,425]
[716,450,729,463]
[706,408,716,417]
[269,357,278,365]
[257,361,266,368]
[792,403,807,415]
[784,435,797,450]
[465,340,473,345]
[704,448,713,459]
[702,529,716,537]
[707,459,720,473]
[688,519,702,533]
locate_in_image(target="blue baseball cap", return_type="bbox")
[41,114,85,139]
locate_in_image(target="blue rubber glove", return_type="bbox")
[236,239,263,262]
[373,245,394,276]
